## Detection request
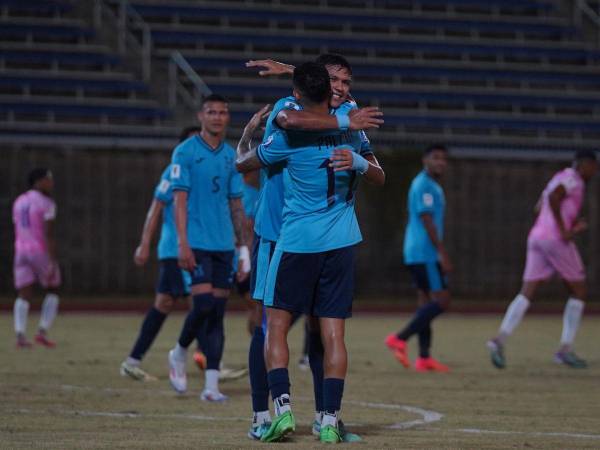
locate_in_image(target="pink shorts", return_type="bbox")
[13,252,61,290]
[523,238,585,282]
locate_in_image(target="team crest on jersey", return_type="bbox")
[284,101,301,111]
[171,164,181,179]
[158,179,170,193]
[423,193,434,207]
[263,134,274,147]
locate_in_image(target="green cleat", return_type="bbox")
[339,420,362,443]
[320,424,342,444]
[260,411,295,442]
[554,351,587,368]
[486,339,506,369]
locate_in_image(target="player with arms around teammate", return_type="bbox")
[386,145,452,372]
[120,127,201,381]
[237,62,385,443]
[12,168,61,348]
[487,150,598,369]
[167,94,249,402]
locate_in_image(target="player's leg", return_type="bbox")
[298,318,310,370]
[168,250,214,393]
[35,255,61,347]
[487,238,550,368]
[553,242,587,368]
[14,252,37,348]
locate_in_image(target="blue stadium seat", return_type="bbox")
[0,0,71,13]
[0,102,169,119]
[0,23,94,40]
[133,4,571,37]
[0,75,148,93]
[151,30,599,63]
[0,49,120,66]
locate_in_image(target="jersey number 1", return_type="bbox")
[320,159,356,206]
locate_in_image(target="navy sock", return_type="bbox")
[308,332,324,412]
[130,307,167,360]
[397,302,444,342]
[195,319,208,353]
[323,378,344,414]
[178,293,214,348]
[418,325,432,358]
[268,368,290,400]
[204,297,227,370]
[249,326,269,412]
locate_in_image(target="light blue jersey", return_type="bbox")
[403,170,446,264]
[257,129,362,253]
[154,165,178,260]
[170,135,243,251]
[242,181,260,219]
[253,96,372,242]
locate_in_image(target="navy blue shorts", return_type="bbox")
[407,262,448,293]
[190,250,235,289]
[263,245,356,319]
[156,259,191,298]
[250,233,276,301]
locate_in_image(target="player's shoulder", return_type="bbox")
[274,95,301,112]
[173,135,199,157]
[160,164,172,180]
[334,99,358,115]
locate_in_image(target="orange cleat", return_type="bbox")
[193,350,207,371]
[34,333,55,348]
[414,357,450,373]
[384,334,411,368]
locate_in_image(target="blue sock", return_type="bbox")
[323,378,344,414]
[397,302,444,342]
[418,325,432,358]
[204,297,227,370]
[308,332,324,412]
[267,368,290,400]
[130,307,166,360]
[178,293,214,348]
[249,326,269,412]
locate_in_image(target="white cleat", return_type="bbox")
[200,388,228,403]
[168,349,187,393]
[120,361,157,382]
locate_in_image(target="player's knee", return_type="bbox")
[155,295,174,314]
[571,284,587,301]
[432,291,451,310]
[248,302,263,329]
[212,288,230,299]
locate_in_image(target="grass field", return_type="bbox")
[1,311,600,449]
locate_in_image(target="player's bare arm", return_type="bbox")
[134,199,164,266]
[229,197,248,247]
[245,59,295,76]
[276,106,383,131]
[421,213,453,273]
[173,190,196,271]
[548,184,572,240]
[330,149,385,186]
[236,105,272,173]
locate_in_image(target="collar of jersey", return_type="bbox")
[194,135,225,154]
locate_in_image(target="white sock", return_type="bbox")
[205,369,219,392]
[125,357,141,366]
[560,298,585,348]
[173,343,187,360]
[315,411,323,423]
[14,298,29,335]
[321,411,338,428]
[253,410,271,426]
[274,394,291,416]
[498,294,530,341]
[39,293,59,331]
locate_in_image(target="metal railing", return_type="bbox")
[93,0,151,81]
[574,0,600,47]
[168,51,213,109]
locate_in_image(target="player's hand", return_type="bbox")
[244,104,271,134]
[236,245,251,283]
[572,218,588,235]
[178,243,196,272]
[245,59,294,76]
[330,148,355,172]
[348,107,384,130]
[439,248,454,274]
[134,244,150,266]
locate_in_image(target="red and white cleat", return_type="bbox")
[34,333,56,348]
[384,334,411,368]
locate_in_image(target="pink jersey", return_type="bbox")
[529,168,584,241]
[12,189,56,255]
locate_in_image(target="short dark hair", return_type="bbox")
[292,62,332,104]
[179,126,202,142]
[575,149,597,162]
[28,168,50,188]
[315,53,352,75]
[201,93,228,107]
[423,144,448,156]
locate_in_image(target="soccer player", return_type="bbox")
[242,55,383,441]
[167,94,249,402]
[120,127,201,381]
[237,62,385,443]
[12,168,60,348]
[385,145,451,372]
[487,150,598,369]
